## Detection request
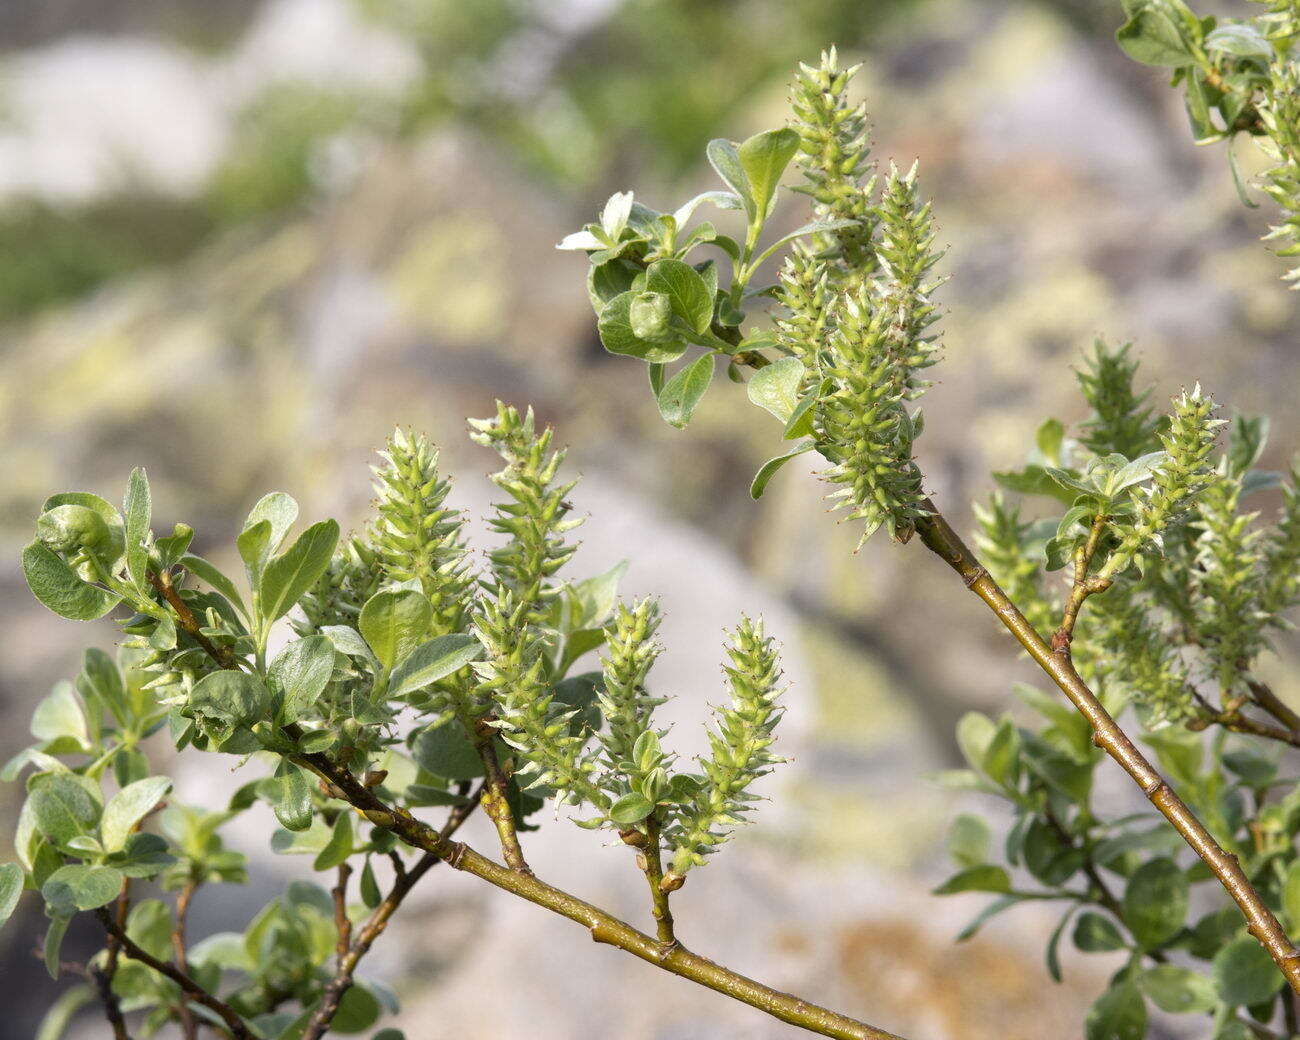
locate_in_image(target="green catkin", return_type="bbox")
[666,618,786,877]
[469,402,582,629]
[1260,60,1300,285]
[873,161,946,398]
[1105,386,1222,576]
[1074,340,1162,460]
[369,428,474,637]
[1262,459,1300,617]
[596,599,667,777]
[789,47,878,286]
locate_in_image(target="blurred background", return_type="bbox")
[0,0,1297,1037]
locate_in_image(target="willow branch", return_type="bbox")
[629,813,676,947]
[299,786,483,1040]
[1249,679,1300,734]
[92,887,133,1040]
[171,879,200,1040]
[94,907,253,1040]
[149,570,239,670]
[1052,512,1112,653]
[470,715,531,873]
[290,750,901,1040]
[914,500,1300,995]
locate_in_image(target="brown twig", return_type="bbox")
[289,749,901,1040]
[914,501,1300,995]
[299,787,484,1040]
[332,863,353,967]
[171,879,200,1040]
[148,570,238,670]
[1051,512,1111,654]
[94,907,253,1040]
[92,888,133,1040]
[1249,679,1300,734]
[469,715,531,874]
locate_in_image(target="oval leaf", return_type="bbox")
[657,353,715,430]
[22,542,121,621]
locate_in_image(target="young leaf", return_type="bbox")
[1084,980,1147,1040]
[737,127,801,222]
[0,863,23,928]
[22,542,121,621]
[42,864,125,915]
[1073,911,1126,952]
[243,492,299,560]
[750,441,815,499]
[100,777,172,853]
[269,635,335,724]
[1213,936,1285,1006]
[123,467,151,592]
[597,291,689,364]
[313,812,354,872]
[44,914,71,979]
[31,775,101,848]
[259,519,340,626]
[931,865,1012,895]
[747,357,805,423]
[410,720,484,781]
[269,766,313,832]
[657,353,715,429]
[189,670,270,727]
[645,259,714,336]
[359,589,433,671]
[706,138,756,220]
[1115,1,1197,67]
[610,792,655,825]
[31,684,89,749]
[388,634,482,700]
[180,554,248,619]
[1137,965,1217,1014]
[1122,857,1188,949]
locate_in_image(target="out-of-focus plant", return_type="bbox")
[1115,0,1300,283]
[1,412,901,1039]
[563,46,1300,1038]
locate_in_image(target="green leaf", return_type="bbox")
[1205,23,1271,58]
[359,589,433,671]
[389,634,482,700]
[101,777,171,853]
[190,670,270,727]
[360,859,381,909]
[932,865,1011,895]
[706,138,756,220]
[1122,857,1188,949]
[260,519,340,627]
[750,441,815,499]
[31,683,89,749]
[123,467,151,591]
[657,353,715,430]
[645,258,714,336]
[954,894,1022,941]
[597,291,689,364]
[410,720,484,781]
[332,984,381,1033]
[747,357,805,422]
[34,982,94,1040]
[270,635,336,724]
[271,818,332,855]
[0,863,24,928]
[22,541,121,621]
[243,492,299,561]
[567,561,628,631]
[609,793,655,825]
[42,864,124,915]
[1036,419,1065,465]
[269,765,313,832]
[1284,860,1300,931]
[737,127,800,223]
[44,914,71,979]
[947,814,990,868]
[313,812,354,872]
[1116,1,1198,66]
[1085,980,1147,1040]
[31,775,100,847]
[180,554,248,619]
[236,519,271,589]
[1137,965,1217,1014]
[1213,936,1285,1006]
[1073,911,1126,952]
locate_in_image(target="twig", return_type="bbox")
[92,888,133,1040]
[635,814,676,947]
[1051,512,1111,654]
[332,863,353,967]
[914,501,1300,995]
[299,787,483,1040]
[290,750,902,1040]
[94,907,253,1040]
[469,715,531,874]
[1249,679,1300,734]
[172,879,200,1040]
[149,570,238,670]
